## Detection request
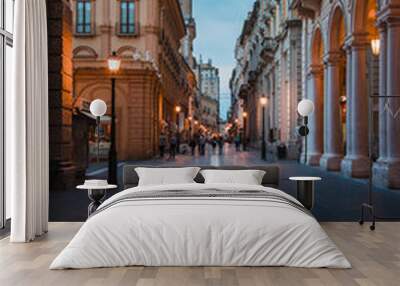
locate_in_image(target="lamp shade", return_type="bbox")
[371,38,380,56]
[259,96,268,106]
[175,105,181,113]
[107,52,121,72]
[297,99,315,117]
[90,99,107,117]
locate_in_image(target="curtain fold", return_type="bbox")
[9,0,49,242]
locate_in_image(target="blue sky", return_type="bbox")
[193,0,255,120]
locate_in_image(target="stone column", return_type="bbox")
[373,23,389,186]
[47,0,78,191]
[373,18,400,188]
[320,52,344,170]
[341,36,370,178]
[307,64,324,165]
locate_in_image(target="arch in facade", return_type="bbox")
[311,26,324,65]
[116,45,138,58]
[73,81,129,160]
[352,0,378,36]
[328,4,347,52]
[73,46,98,59]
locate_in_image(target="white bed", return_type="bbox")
[50,183,351,269]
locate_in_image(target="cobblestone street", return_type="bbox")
[50,143,400,223]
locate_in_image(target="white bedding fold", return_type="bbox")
[50,183,351,269]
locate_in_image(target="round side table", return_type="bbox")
[77,184,117,217]
[289,177,321,210]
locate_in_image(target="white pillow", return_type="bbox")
[135,167,200,186]
[200,169,266,185]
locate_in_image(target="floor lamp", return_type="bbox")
[359,37,400,230]
[89,99,107,163]
[297,99,315,164]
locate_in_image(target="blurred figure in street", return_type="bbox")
[211,135,217,153]
[217,135,224,154]
[169,133,177,160]
[234,133,241,152]
[159,132,167,158]
[189,136,196,156]
[199,134,206,156]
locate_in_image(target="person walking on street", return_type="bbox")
[217,135,224,154]
[189,137,196,156]
[199,134,206,156]
[169,133,177,160]
[234,133,241,152]
[159,132,167,158]
[211,135,217,153]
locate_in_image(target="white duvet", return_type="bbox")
[50,183,351,269]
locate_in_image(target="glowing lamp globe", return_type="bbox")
[259,97,268,106]
[90,99,107,117]
[107,52,121,72]
[371,38,380,56]
[297,99,315,117]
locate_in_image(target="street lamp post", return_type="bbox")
[297,99,315,164]
[107,51,121,184]
[242,112,248,151]
[89,99,107,164]
[260,96,268,160]
[188,116,193,141]
[175,105,181,153]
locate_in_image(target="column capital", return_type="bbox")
[323,51,343,66]
[377,4,400,27]
[345,33,370,50]
[308,64,323,76]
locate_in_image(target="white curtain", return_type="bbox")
[8,0,49,242]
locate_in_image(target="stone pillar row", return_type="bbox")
[341,34,370,178]
[373,15,400,189]
[320,52,344,171]
[307,64,324,166]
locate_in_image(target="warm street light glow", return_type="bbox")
[235,118,239,123]
[188,116,193,121]
[297,99,315,117]
[175,105,181,113]
[90,99,107,117]
[107,51,121,72]
[371,38,380,56]
[194,120,199,125]
[243,112,248,118]
[260,96,268,106]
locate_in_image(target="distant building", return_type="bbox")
[196,58,220,132]
[198,58,220,102]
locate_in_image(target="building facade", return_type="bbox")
[196,58,220,131]
[230,0,302,159]
[231,0,400,189]
[72,0,194,162]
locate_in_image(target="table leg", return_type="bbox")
[88,189,107,217]
[296,181,315,210]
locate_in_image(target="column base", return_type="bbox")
[372,161,400,189]
[287,140,300,160]
[50,160,78,192]
[307,153,322,166]
[341,156,370,178]
[320,154,342,171]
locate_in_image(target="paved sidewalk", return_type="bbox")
[50,143,400,222]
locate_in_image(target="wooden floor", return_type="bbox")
[0,222,399,286]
